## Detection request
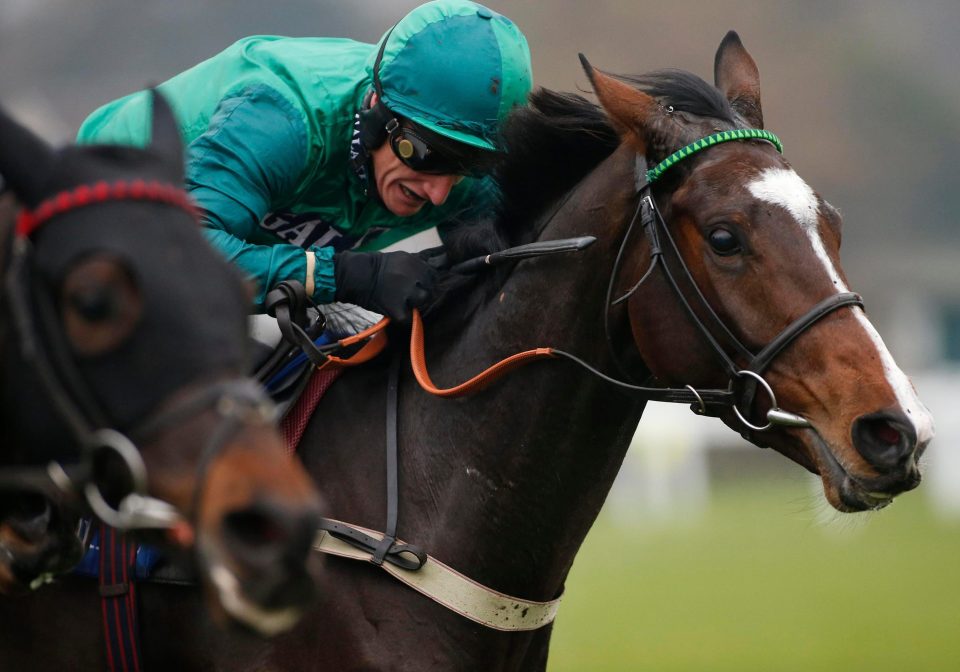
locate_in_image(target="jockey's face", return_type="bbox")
[370,141,462,217]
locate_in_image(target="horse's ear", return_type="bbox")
[579,54,660,155]
[714,31,764,129]
[0,104,57,207]
[149,90,185,180]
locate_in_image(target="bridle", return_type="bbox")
[407,129,864,435]
[603,129,864,435]
[0,179,275,532]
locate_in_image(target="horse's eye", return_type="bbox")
[708,227,741,256]
[60,256,142,357]
[68,286,119,322]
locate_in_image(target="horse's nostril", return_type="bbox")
[868,420,902,447]
[221,503,320,568]
[852,411,916,471]
[223,508,288,550]
[216,502,321,612]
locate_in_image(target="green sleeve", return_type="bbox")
[77,91,153,147]
[183,85,337,311]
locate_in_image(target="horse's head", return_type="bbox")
[582,32,934,512]
[0,94,322,633]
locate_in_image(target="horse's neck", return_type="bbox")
[400,146,646,598]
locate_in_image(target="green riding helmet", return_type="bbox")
[370,0,533,151]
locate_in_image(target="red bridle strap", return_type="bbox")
[15,179,198,238]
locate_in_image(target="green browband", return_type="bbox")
[646,129,783,184]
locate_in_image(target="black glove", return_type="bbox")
[334,250,438,323]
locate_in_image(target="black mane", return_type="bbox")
[496,88,619,246]
[618,69,736,124]
[428,89,618,328]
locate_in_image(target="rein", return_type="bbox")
[2,180,268,536]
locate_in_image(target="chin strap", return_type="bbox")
[353,24,401,203]
[350,108,381,203]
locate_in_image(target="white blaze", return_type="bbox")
[747,168,935,443]
[747,167,845,289]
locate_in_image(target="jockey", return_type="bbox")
[76,0,532,323]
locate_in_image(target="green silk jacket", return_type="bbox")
[77,36,497,311]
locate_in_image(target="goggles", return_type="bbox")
[385,118,491,178]
[367,26,496,179]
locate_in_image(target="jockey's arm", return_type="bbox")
[78,85,335,313]
[182,87,334,312]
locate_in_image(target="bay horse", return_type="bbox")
[0,32,934,670]
[0,93,323,634]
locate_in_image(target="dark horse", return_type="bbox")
[0,94,323,634]
[0,32,933,670]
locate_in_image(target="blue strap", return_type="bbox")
[265,332,334,391]
[74,521,162,580]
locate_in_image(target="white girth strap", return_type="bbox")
[314,520,562,631]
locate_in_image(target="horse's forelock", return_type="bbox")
[617,69,737,127]
[611,69,749,167]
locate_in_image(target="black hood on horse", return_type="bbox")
[0,94,251,458]
[0,93,324,630]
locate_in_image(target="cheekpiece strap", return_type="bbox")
[646,129,783,184]
[16,179,198,238]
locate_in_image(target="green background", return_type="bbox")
[549,477,960,671]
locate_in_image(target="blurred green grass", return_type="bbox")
[549,477,960,671]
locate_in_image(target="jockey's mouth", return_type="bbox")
[399,183,427,206]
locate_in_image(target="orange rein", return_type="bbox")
[410,309,556,398]
[323,310,556,397]
[318,318,391,368]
